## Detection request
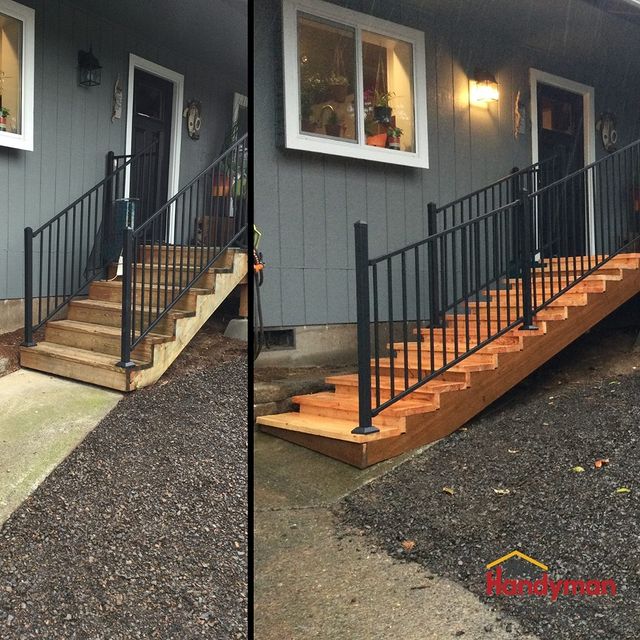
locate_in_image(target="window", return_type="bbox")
[282,0,428,168]
[0,0,34,151]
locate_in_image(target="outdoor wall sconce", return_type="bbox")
[470,69,499,105]
[78,47,102,87]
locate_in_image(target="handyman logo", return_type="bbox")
[485,551,617,601]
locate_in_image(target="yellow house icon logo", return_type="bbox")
[486,550,548,571]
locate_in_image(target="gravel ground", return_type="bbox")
[0,327,247,639]
[339,326,640,640]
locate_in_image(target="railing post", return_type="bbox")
[116,227,136,369]
[22,227,36,347]
[351,221,379,436]
[427,202,442,327]
[519,184,538,331]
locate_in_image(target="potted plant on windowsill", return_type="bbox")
[324,109,343,137]
[387,126,403,150]
[0,108,9,132]
[300,91,317,134]
[373,91,394,124]
[326,72,348,103]
[365,116,386,147]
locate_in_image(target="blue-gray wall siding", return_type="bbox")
[0,0,247,300]
[254,0,640,328]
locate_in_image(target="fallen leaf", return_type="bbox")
[507,449,519,454]
[594,458,610,469]
[571,466,585,473]
[542,422,550,426]
[493,488,511,495]
[609,381,620,385]
[442,487,455,496]
[401,540,416,552]
[615,487,631,494]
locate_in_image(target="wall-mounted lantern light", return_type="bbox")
[78,47,102,87]
[470,68,499,105]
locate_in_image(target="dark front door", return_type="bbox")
[537,82,586,257]
[130,69,173,228]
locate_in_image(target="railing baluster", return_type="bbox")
[372,263,380,409]
[387,257,395,399]
[23,227,36,346]
[401,251,409,391]
[117,227,135,369]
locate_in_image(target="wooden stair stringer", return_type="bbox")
[129,250,248,389]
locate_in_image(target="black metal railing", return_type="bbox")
[116,134,249,368]
[353,139,640,434]
[23,139,160,346]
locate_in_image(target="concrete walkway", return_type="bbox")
[254,431,539,640]
[0,369,121,527]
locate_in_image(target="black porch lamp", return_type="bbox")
[78,47,102,87]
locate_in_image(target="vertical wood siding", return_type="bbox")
[0,0,246,300]
[255,0,640,327]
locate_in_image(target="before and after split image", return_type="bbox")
[1,0,640,638]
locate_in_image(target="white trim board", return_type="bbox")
[125,54,184,243]
[529,68,596,255]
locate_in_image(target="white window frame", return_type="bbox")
[282,0,429,168]
[0,0,34,151]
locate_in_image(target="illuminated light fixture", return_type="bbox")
[470,68,499,105]
[78,46,102,87]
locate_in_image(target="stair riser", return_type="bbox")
[418,330,522,347]
[139,247,234,269]
[89,284,200,312]
[67,304,177,336]
[508,281,606,294]
[44,325,152,361]
[20,349,129,391]
[492,293,588,306]
[297,403,403,426]
[393,340,521,355]
[445,319,548,334]
[332,384,440,407]
[134,269,216,289]
[461,308,569,321]
[375,364,473,386]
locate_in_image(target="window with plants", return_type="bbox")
[283,0,428,168]
[0,0,34,151]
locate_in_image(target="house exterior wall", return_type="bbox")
[254,0,640,333]
[0,0,247,303]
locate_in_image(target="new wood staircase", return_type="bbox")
[20,246,247,391]
[257,253,640,468]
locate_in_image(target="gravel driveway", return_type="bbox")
[0,330,247,639]
[339,326,640,640]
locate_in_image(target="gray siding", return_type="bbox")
[0,0,247,300]
[254,0,640,328]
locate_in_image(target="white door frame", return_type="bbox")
[125,54,184,243]
[530,68,596,255]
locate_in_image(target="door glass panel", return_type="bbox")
[0,11,23,135]
[297,12,357,141]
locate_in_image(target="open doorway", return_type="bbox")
[530,69,596,256]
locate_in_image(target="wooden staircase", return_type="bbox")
[20,246,248,391]
[257,253,640,468]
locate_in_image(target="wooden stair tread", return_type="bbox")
[96,280,212,295]
[20,342,147,370]
[293,391,437,417]
[70,298,193,318]
[256,412,404,442]
[47,319,171,343]
[325,373,466,394]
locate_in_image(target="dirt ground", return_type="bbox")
[0,315,248,639]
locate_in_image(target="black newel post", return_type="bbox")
[519,182,538,331]
[116,227,136,369]
[427,202,442,327]
[351,221,379,436]
[22,227,36,347]
[102,151,115,269]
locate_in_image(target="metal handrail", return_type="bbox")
[116,134,249,367]
[22,139,160,346]
[353,140,640,434]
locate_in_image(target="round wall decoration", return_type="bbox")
[183,99,202,140]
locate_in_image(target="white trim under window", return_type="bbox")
[125,54,184,243]
[0,0,34,151]
[282,0,429,168]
